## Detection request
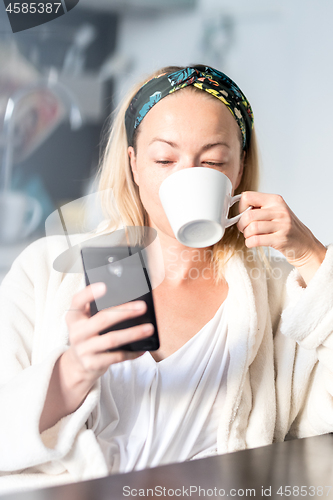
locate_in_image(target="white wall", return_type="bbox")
[114,0,333,246]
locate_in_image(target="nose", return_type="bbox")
[177,157,200,171]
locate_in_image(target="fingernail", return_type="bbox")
[143,324,154,333]
[133,301,146,310]
[92,282,106,294]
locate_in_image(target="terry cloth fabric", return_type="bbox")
[0,234,333,494]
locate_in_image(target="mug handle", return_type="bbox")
[21,197,42,239]
[225,194,253,229]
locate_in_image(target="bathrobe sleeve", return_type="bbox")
[0,237,107,480]
[274,243,333,439]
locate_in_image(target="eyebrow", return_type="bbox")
[148,138,230,150]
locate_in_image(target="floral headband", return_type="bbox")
[125,65,254,151]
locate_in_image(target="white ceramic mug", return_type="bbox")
[159,167,252,248]
[0,191,42,244]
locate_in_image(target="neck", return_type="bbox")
[150,222,221,287]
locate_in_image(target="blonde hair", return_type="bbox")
[97,65,269,283]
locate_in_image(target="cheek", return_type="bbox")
[135,164,175,232]
[224,160,243,190]
[136,166,165,211]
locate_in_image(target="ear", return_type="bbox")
[234,151,245,191]
[128,146,140,186]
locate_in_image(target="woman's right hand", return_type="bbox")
[64,282,154,388]
[40,282,154,433]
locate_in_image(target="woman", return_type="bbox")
[1,65,333,492]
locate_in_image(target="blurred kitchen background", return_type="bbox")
[0,0,332,282]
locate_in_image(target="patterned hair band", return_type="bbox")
[125,65,254,151]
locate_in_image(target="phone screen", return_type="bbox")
[81,245,160,351]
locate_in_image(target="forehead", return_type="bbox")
[135,87,241,146]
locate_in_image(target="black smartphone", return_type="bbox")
[80,245,160,352]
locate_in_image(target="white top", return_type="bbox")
[87,297,229,474]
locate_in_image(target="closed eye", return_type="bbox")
[203,162,224,166]
[155,160,224,166]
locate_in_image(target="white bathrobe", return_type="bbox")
[1,234,333,494]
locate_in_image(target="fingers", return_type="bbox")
[237,208,276,233]
[67,283,107,323]
[238,191,286,213]
[65,285,154,383]
[237,198,290,250]
[70,300,148,342]
[83,323,154,354]
[242,221,279,240]
[236,195,293,250]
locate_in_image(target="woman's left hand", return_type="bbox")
[237,191,327,285]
